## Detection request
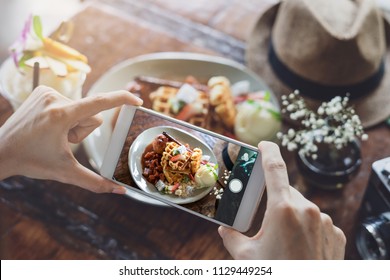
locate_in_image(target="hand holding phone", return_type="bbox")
[219,141,346,259]
[101,105,266,232]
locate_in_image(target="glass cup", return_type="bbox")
[0,57,86,111]
[0,57,87,152]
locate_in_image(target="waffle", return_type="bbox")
[161,142,179,169]
[163,142,190,170]
[187,91,209,128]
[163,168,185,185]
[150,86,177,116]
[208,76,236,130]
[161,142,189,184]
[149,86,209,128]
[190,148,202,174]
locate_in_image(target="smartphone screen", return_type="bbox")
[111,108,260,227]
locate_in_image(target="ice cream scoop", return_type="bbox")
[235,99,281,146]
[194,164,218,188]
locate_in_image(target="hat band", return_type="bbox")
[268,40,385,100]
[222,143,234,171]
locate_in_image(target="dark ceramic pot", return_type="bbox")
[297,140,362,190]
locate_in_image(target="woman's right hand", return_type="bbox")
[218,141,346,259]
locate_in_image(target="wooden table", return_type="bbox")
[1,0,389,260]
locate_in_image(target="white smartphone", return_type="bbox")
[100,105,265,232]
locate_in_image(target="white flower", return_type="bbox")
[324,136,333,143]
[287,142,298,151]
[282,137,289,147]
[287,104,295,111]
[288,128,295,137]
[278,91,367,157]
[290,113,298,120]
[317,107,325,115]
[352,115,361,124]
[316,119,325,126]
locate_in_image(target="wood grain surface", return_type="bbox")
[1,0,389,259]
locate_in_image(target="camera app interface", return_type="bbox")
[113,109,258,226]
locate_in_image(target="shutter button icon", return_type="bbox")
[229,179,243,193]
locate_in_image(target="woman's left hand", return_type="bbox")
[0,85,142,194]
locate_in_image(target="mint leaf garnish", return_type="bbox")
[33,15,43,40]
[267,108,282,121]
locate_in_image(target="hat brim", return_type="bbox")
[246,3,390,128]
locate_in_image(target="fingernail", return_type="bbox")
[218,226,225,238]
[112,186,127,195]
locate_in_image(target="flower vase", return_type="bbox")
[296,140,362,190]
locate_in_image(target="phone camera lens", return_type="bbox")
[356,213,390,259]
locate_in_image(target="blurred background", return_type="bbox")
[1,0,389,64]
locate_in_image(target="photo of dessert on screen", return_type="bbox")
[141,131,218,198]
[112,110,258,222]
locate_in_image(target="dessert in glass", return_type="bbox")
[0,15,91,111]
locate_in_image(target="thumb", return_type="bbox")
[65,162,127,194]
[218,226,250,259]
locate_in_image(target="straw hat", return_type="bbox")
[246,0,390,128]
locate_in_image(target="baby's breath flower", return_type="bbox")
[287,142,298,151]
[287,104,295,112]
[317,107,325,115]
[278,91,367,157]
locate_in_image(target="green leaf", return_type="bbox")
[33,15,43,40]
[263,91,271,101]
[266,108,282,121]
[245,99,281,120]
[213,170,218,181]
[18,52,33,68]
[183,176,190,183]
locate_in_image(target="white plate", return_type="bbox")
[83,52,277,206]
[128,126,217,204]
